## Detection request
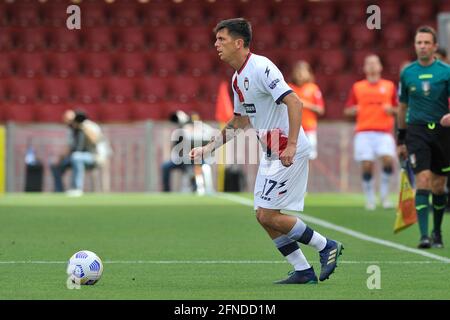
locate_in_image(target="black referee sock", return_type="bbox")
[432,193,447,233]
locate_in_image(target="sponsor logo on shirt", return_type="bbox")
[243,103,256,113]
[268,78,280,89]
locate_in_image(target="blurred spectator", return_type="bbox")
[50,109,111,197]
[289,61,325,160]
[162,110,214,193]
[435,47,449,64]
[344,54,398,210]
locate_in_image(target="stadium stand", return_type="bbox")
[0,0,447,123]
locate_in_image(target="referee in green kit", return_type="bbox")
[397,26,450,249]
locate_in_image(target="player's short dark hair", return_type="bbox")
[415,25,437,43]
[214,18,252,48]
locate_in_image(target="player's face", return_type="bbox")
[363,56,382,75]
[214,29,238,63]
[415,32,437,61]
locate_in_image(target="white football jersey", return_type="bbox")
[232,53,311,159]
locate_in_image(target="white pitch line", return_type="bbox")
[216,193,450,264]
[0,260,446,265]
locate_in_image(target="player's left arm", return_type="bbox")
[280,92,303,167]
[384,82,399,115]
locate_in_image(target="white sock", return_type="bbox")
[380,171,391,201]
[362,179,375,204]
[308,231,327,251]
[286,248,311,271]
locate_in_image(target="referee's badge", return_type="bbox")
[421,81,430,96]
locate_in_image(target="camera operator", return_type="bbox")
[50,109,110,196]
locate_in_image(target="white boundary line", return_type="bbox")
[216,193,450,264]
[0,260,445,265]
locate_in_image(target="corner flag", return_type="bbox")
[394,160,417,233]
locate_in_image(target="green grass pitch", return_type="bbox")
[0,193,449,300]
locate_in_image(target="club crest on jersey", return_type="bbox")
[244,77,249,91]
[421,81,430,96]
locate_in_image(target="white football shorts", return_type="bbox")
[254,154,309,212]
[354,131,396,162]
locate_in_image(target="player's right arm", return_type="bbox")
[189,114,250,161]
[344,85,358,117]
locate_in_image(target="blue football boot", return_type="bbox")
[274,267,318,284]
[319,239,343,281]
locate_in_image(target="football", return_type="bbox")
[66,250,103,285]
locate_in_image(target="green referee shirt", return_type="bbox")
[399,59,450,125]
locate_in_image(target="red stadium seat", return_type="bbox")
[98,102,132,123]
[173,3,205,26]
[262,49,283,69]
[16,52,48,78]
[239,2,272,26]
[200,75,223,103]
[42,3,70,27]
[149,26,179,52]
[82,27,113,52]
[115,27,147,52]
[149,51,181,77]
[47,52,80,78]
[0,3,8,27]
[279,24,311,50]
[348,25,378,50]
[131,101,164,121]
[109,2,139,27]
[381,49,415,78]
[381,23,411,49]
[316,49,347,75]
[438,1,450,12]
[79,1,107,27]
[34,103,67,123]
[0,79,6,103]
[377,0,402,25]
[105,77,136,103]
[115,52,148,78]
[73,77,105,104]
[282,49,317,72]
[9,2,41,27]
[136,76,170,103]
[48,28,81,52]
[15,27,48,52]
[252,25,278,51]
[404,1,435,25]
[183,51,217,77]
[272,0,303,26]
[0,27,14,51]
[41,78,72,104]
[338,0,367,25]
[8,78,40,104]
[323,100,345,120]
[81,52,114,78]
[205,1,239,23]
[315,23,344,49]
[0,52,14,78]
[140,3,172,26]
[306,1,336,26]
[170,75,202,103]
[313,74,334,99]
[3,103,36,122]
[182,26,214,51]
[195,100,215,120]
[332,73,361,104]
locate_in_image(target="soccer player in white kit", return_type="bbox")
[190,18,343,284]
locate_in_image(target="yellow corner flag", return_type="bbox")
[394,163,417,233]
